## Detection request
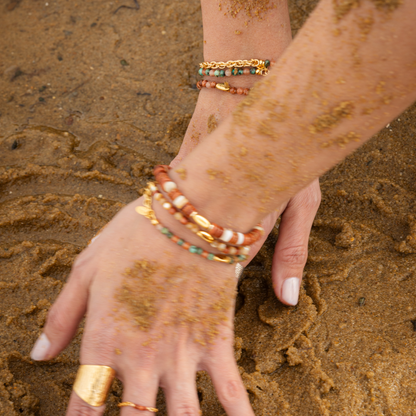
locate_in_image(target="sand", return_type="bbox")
[1,0,416,415]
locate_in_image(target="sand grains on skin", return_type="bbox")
[333,0,403,21]
[219,0,277,20]
[1,0,416,414]
[114,260,236,346]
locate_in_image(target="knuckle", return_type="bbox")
[70,258,88,283]
[292,181,321,213]
[136,347,157,372]
[217,379,243,407]
[278,245,308,267]
[81,326,114,364]
[173,402,199,416]
[67,255,96,289]
[307,182,322,206]
[46,305,68,335]
[313,186,322,207]
[70,398,101,416]
[71,252,89,272]
[299,187,321,211]
[70,251,96,283]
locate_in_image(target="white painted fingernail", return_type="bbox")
[30,333,51,361]
[89,235,99,245]
[281,277,300,306]
[235,263,244,280]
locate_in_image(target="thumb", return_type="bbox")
[30,255,93,361]
[272,180,321,306]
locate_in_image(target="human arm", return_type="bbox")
[174,0,292,158]
[31,1,416,416]
[31,3,300,416]
[172,0,416,243]
[175,0,321,307]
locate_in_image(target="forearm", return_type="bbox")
[172,0,416,231]
[173,0,292,161]
[202,0,291,66]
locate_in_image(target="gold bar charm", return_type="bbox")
[215,82,230,92]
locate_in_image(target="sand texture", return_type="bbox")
[1,0,416,415]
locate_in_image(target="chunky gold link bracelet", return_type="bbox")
[199,59,270,76]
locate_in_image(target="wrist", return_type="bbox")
[170,1,293,227]
[197,1,292,108]
[171,82,252,166]
[201,0,292,62]
[145,182,252,263]
[169,149,264,235]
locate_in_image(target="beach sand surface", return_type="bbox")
[1,0,415,414]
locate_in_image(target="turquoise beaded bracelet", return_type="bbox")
[198,67,258,77]
[135,189,247,265]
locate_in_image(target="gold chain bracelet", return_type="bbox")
[199,59,269,76]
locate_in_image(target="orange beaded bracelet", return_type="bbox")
[153,165,264,247]
[196,80,250,95]
[149,182,251,256]
[136,187,247,264]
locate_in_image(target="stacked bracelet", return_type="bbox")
[196,59,270,94]
[135,163,265,265]
[153,165,264,247]
[149,183,250,256]
[136,188,246,264]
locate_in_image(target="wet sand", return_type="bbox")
[1,0,416,415]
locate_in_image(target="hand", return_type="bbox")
[247,179,321,306]
[31,198,256,415]
[172,93,321,307]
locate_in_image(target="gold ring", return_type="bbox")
[73,365,116,407]
[118,402,158,412]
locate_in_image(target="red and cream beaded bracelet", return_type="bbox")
[136,187,247,264]
[153,165,264,247]
[148,182,250,256]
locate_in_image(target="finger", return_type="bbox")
[272,179,321,306]
[119,371,159,415]
[67,317,116,415]
[163,352,200,415]
[67,390,105,416]
[206,342,254,416]
[30,254,95,361]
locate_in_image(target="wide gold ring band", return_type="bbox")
[73,365,116,407]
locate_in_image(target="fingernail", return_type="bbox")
[30,333,51,361]
[235,263,244,280]
[281,277,300,306]
[89,234,99,245]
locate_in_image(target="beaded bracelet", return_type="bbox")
[199,59,270,76]
[136,189,246,264]
[198,67,258,77]
[153,165,264,246]
[197,80,249,95]
[148,182,250,256]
